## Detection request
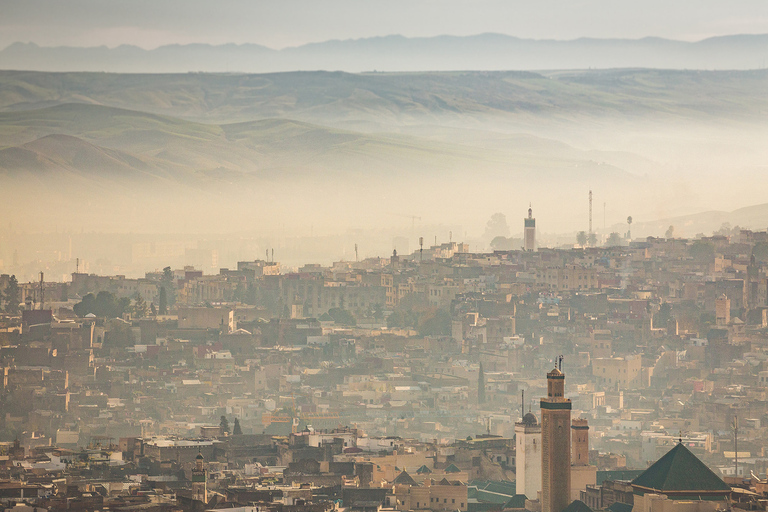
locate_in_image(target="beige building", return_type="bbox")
[592,355,642,390]
[536,265,598,292]
[393,477,468,512]
[715,294,730,326]
[177,307,235,333]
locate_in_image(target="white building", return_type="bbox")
[515,412,542,498]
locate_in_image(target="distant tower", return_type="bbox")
[541,359,571,512]
[570,418,597,501]
[515,398,542,498]
[192,450,207,503]
[524,205,536,252]
[571,418,589,466]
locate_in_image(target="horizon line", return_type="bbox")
[2,31,768,53]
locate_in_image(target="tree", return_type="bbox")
[158,286,168,315]
[665,225,675,239]
[576,231,588,246]
[150,303,157,316]
[233,418,242,435]
[2,275,20,315]
[73,290,129,318]
[588,233,598,247]
[132,294,148,319]
[161,266,176,306]
[484,213,510,242]
[606,232,623,247]
[690,241,715,262]
[328,307,357,326]
[490,236,513,251]
[654,302,672,328]
[370,303,384,321]
[417,309,451,336]
[753,242,768,263]
[219,415,230,435]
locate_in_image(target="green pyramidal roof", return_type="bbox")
[393,470,418,486]
[562,500,593,512]
[631,443,730,495]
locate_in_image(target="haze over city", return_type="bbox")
[1,3,768,512]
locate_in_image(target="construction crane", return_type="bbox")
[389,213,422,231]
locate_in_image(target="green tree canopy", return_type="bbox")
[2,275,21,315]
[328,307,357,326]
[159,286,168,315]
[233,418,242,435]
[220,415,230,435]
[417,308,451,336]
[484,212,510,241]
[132,294,148,318]
[606,232,623,247]
[73,291,130,318]
[690,241,715,262]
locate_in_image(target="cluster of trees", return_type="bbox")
[386,295,451,336]
[576,231,598,247]
[73,290,153,319]
[219,415,242,435]
[74,291,130,318]
[1,275,20,315]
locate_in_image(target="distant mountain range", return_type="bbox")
[2,33,768,73]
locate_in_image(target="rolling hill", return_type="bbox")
[1,69,767,132]
[0,103,638,186]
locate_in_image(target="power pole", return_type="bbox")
[588,190,593,245]
[733,415,739,478]
[39,272,44,310]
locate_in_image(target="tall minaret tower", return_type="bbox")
[571,418,589,465]
[524,205,536,252]
[192,450,207,503]
[541,359,571,512]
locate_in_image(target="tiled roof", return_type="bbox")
[631,443,730,495]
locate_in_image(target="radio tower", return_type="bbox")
[588,190,593,246]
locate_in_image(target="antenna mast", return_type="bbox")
[588,190,593,245]
[39,272,44,310]
[734,415,739,478]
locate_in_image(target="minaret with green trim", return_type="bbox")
[541,359,571,512]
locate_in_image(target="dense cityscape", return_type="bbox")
[1,210,767,511]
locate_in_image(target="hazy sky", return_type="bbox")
[1,0,768,50]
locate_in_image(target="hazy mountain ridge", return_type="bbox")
[3,33,768,72]
[1,69,768,131]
